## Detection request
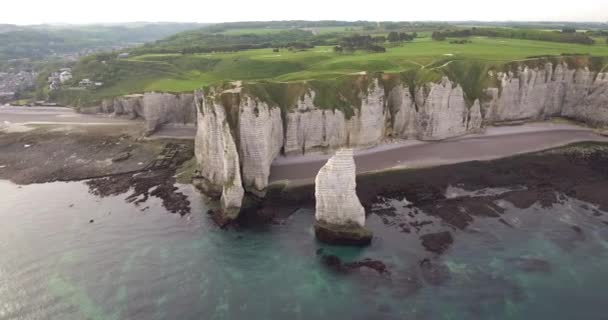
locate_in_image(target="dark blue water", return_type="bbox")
[1,180,607,320]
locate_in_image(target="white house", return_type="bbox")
[59,71,72,83]
[79,79,94,88]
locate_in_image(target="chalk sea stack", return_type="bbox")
[314,149,372,246]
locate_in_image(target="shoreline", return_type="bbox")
[270,122,608,184]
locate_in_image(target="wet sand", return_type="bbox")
[0,105,136,125]
[270,123,608,183]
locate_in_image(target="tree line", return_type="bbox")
[431,27,596,45]
[333,32,417,53]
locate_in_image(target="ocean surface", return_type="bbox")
[1,179,607,320]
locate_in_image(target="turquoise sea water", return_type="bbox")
[1,180,607,320]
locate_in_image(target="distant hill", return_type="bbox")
[0,23,208,62]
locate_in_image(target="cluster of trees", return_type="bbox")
[138,29,318,55]
[431,31,447,41]
[431,27,596,45]
[334,35,386,53]
[449,39,472,44]
[332,31,417,53]
[387,31,417,42]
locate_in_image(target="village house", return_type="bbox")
[79,79,94,88]
[59,70,72,83]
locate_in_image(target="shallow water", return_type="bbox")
[1,180,607,320]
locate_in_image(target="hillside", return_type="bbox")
[44,21,608,105]
[58,39,608,104]
[0,23,207,69]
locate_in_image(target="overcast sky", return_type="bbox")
[2,0,606,25]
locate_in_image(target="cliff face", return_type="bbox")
[238,96,283,194]
[88,92,197,134]
[193,90,243,220]
[484,63,608,126]
[192,63,608,218]
[414,77,472,140]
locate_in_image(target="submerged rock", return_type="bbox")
[420,231,454,254]
[319,253,388,275]
[419,258,451,286]
[314,149,372,246]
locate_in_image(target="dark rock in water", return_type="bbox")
[344,259,389,275]
[498,218,514,228]
[321,255,343,270]
[462,197,505,217]
[89,219,94,223]
[209,209,237,229]
[372,207,397,217]
[419,258,450,286]
[502,190,539,209]
[420,231,454,254]
[398,223,411,233]
[111,152,131,162]
[314,220,372,246]
[571,225,584,234]
[502,189,558,209]
[320,254,389,275]
[420,202,472,229]
[511,257,552,273]
[409,220,433,231]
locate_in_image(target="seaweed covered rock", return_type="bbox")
[314,149,372,246]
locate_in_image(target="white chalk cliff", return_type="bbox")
[186,62,608,219]
[193,90,243,219]
[314,149,366,227]
[85,92,196,135]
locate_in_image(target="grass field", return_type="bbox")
[68,36,608,102]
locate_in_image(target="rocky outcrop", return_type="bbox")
[142,93,195,134]
[193,90,243,223]
[90,92,196,135]
[314,149,372,246]
[113,94,143,119]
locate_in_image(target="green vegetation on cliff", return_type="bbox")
[50,20,608,107]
